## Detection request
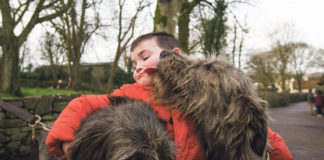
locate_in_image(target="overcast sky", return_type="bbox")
[25,0,324,69]
[238,0,324,51]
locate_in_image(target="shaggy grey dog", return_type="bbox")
[152,50,269,160]
[40,96,176,160]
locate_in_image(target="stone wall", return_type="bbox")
[0,94,80,160]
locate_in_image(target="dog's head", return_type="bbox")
[68,96,176,160]
[153,50,264,112]
[152,50,268,158]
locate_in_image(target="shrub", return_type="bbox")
[259,91,306,108]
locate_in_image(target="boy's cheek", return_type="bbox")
[146,58,159,68]
[133,72,138,81]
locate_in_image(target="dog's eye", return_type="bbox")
[205,64,214,71]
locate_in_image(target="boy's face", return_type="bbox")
[131,38,163,86]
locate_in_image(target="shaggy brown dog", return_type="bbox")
[40,96,176,160]
[152,50,269,160]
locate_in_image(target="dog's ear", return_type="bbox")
[249,100,268,156]
[236,96,267,156]
[250,124,267,156]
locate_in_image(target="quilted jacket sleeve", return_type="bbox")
[268,128,294,160]
[45,87,126,157]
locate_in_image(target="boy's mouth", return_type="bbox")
[143,67,157,74]
[134,67,157,82]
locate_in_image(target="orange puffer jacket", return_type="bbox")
[46,83,293,160]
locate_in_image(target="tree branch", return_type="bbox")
[227,8,248,33]
[13,1,31,27]
[37,0,72,23]
[42,0,60,10]
[18,0,72,46]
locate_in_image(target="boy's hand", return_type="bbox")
[62,141,73,159]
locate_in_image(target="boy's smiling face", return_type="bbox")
[131,38,163,86]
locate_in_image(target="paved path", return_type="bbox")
[269,102,324,160]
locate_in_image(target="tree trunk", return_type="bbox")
[295,73,303,93]
[107,47,122,92]
[231,24,237,66]
[72,59,81,90]
[238,33,245,69]
[0,40,21,95]
[178,10,190,52]
[66,57,73,89]
[50,65,58,83]
[154,0,182,35]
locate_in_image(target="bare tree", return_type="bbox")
[107,0,151,92]
[51,0,102,90]
[270,42,294,92]
[267,23,301,92]
[0,0,72,95]
[310,49,324,69]
[40,31,66,82]
[247,51,277,91]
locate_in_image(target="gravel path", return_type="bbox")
[269,101,324,160]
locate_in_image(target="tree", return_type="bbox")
[247,51,277,91]
[40,31,66,82]
[190,0,249,57]
[177,0,202,52]
[154,0,202,52]
[107,0,151,92]
[309,49,324,69]
[290,42,315,92]
[202,0,228,56]
[0,0,71,95]
[270,42,294,92]
[154,0,182,35]
[265,23,298,92]
[52,0,101,89]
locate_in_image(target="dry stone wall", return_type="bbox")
[0,94,80,160]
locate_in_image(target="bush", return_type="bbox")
[20,64,134,93]
[259,91,306,108]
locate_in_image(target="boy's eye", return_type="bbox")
[143,56,149,60]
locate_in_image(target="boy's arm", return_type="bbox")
[268,127,294,160]
[46,89,125,157]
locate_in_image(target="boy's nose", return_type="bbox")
[160,50,171,59]
[135,66,143,73]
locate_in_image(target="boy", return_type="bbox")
[46,32,293,159]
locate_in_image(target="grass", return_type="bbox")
[0,87,94,99]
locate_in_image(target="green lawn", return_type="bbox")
[0,87,94,99]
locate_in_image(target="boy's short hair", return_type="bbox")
[131,32,182,52]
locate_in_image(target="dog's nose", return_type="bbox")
[160,50,171,59]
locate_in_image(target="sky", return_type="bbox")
[23,0,324,69]
[236,0,324,51]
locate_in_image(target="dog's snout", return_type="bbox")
[160,50,171,59]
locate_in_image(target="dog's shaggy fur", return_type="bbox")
[152,51,269,160]
[40,96,176,160]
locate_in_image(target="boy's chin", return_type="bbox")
[136,75,152,86]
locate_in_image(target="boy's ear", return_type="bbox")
[172,48,182,54]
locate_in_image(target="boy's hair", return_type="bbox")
[131,32,182,52]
